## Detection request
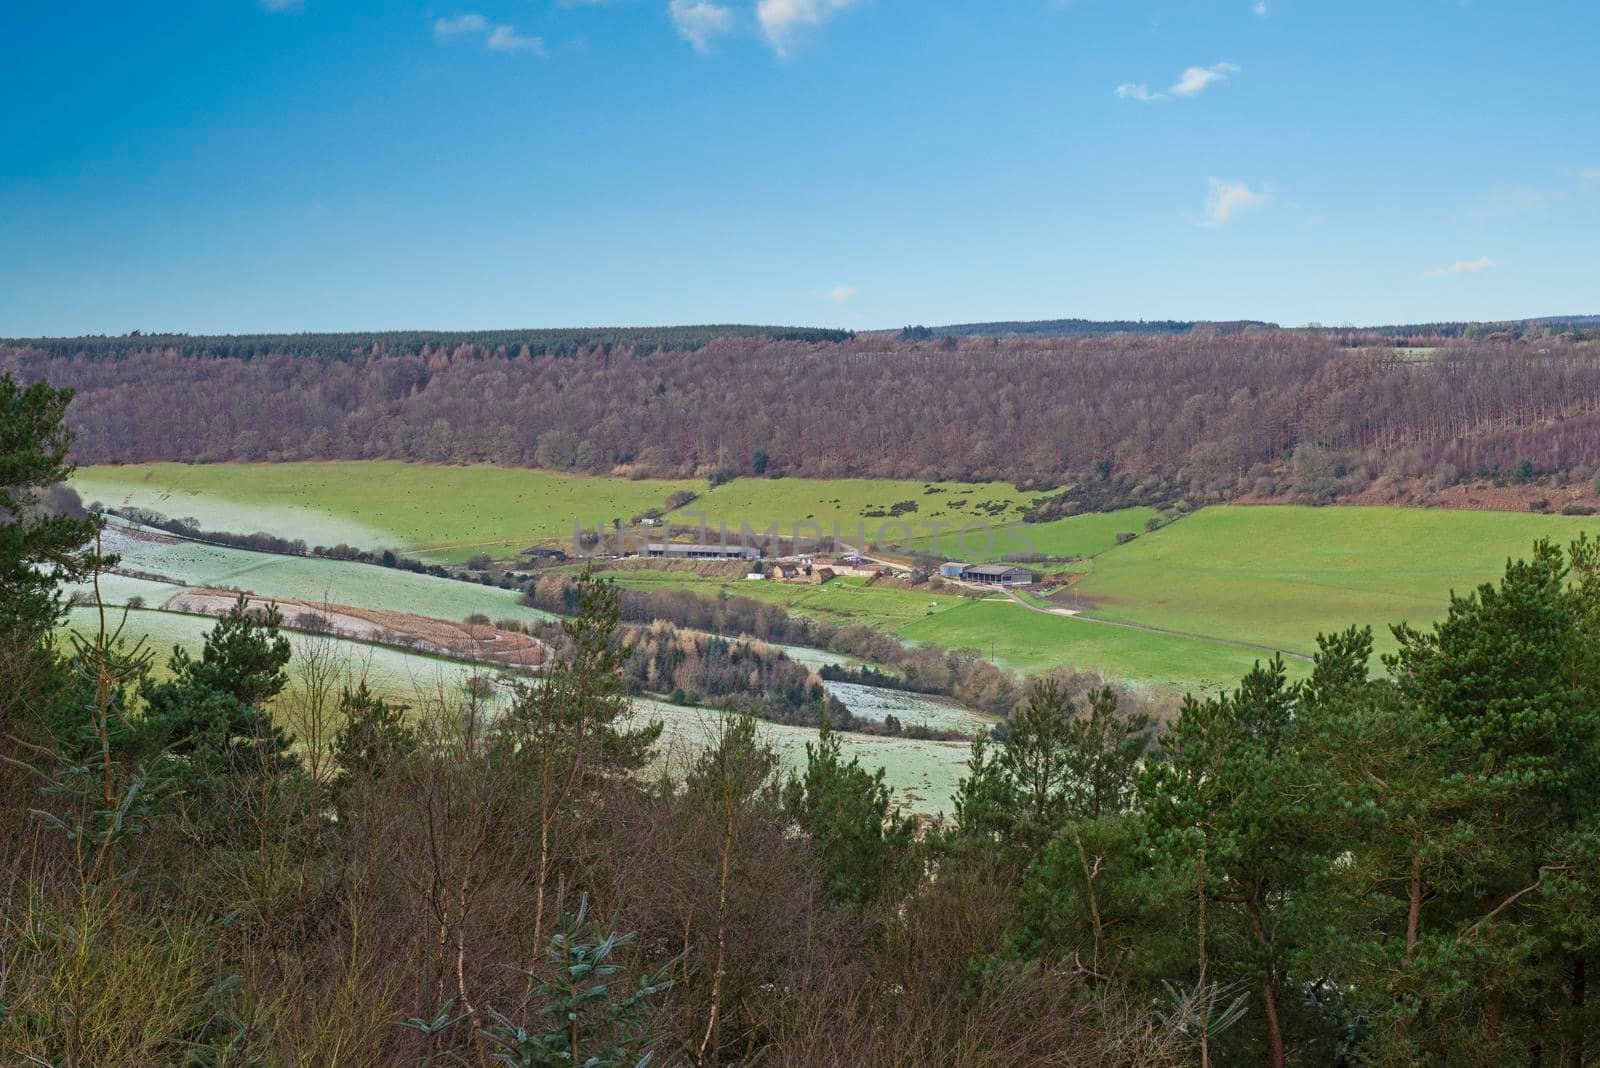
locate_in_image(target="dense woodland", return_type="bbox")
[904,318,1273,339]
[8,375,1600,1064]
[9,329,1600,500]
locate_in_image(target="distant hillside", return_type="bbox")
[902,318,1277,340]
[4,325,854,361]
[1361,315,1600,339]
[905,314,1600,342]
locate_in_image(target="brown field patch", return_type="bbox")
[167,588,547,669]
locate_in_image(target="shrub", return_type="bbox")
[295,610,333,634]
[1114,531,1137,545]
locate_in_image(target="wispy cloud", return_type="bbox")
[487,25,545,53]
[1202,177,1265,226]
[1117,61,1240,103]
[825,284,858,303]
[669,0,734,52]
[1581,168,1600,182]
[1251,0,1270,15]
[260,0,303,11]
[1423,255,1495,279]
[757,0,857,56]
[434,13,543,55]
[435,13,489,38]
[1115,83,1162,103]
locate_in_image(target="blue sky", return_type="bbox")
[2,0,1596,335]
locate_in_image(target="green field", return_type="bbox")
[900,599,1291,695]
[927,507,1159,564]
[597,565,1278,694]
[593,568,975,629]
[672,477,1151,562]
[82,522,555,627]
[73,462,1153,568]
[74,463,698,563]
[71,464,1600,697]
[1074,505,1600,656]
[671,477,1043,535]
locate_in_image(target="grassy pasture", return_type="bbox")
[590,569,972,630]
[73,462,1152,568]
[74,463,697,562]
[1074,505,1600,657]
[899,599,1292,696]
[674,477,1043,536]
[915,508,1160,566]
[597,566,1271,694]
[674,477,1152,563]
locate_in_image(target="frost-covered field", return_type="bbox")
[773,643,853,671]
[641,697,970,815]
[73,469,394,550]
[60,606,499,699]
[57,605,969,815]
[822,680,995,737]
[74,523,554,628]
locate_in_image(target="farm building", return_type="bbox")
[938,562,966,579]
[646,542,762,561]
[960,563,1037,586]
[773,563,836,584]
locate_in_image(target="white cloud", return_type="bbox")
[1422,256,1495,279]
[487,24,545,53]
[435,14,543,55]
[435,13,489,38]
[757,0,857,56]
[1117,61,1239,102]
[825,284,858,303]
[1172,62,1240,96]
[1202,177,1265,226]
[1580,168,1600,182]
[1252,0,1270,15]
[1115,83,1161,102]
[260,0,302,11]
[669,0,734,52]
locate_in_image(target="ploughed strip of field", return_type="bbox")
[166,588,547,669]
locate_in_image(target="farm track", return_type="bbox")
[998,588,1314,664]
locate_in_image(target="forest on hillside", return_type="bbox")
[2,325,852,362]
[8,330,1600,500]
[903,318,1274,339]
